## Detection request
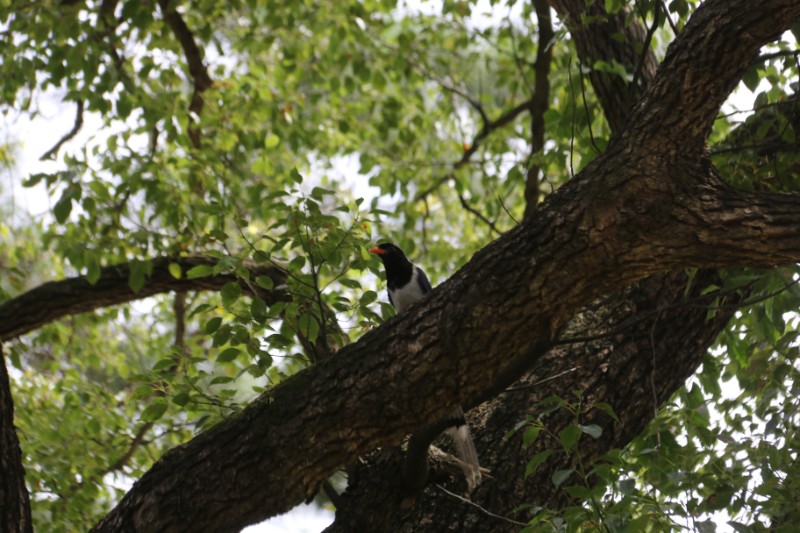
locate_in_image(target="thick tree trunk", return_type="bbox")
[0,345,32,533]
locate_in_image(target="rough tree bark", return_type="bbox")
[0,256,288,341]
[1,1,798,532]
[0,344,32,533]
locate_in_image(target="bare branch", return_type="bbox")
[434,76,489,127]
[39,100,84,161]
[630,0,661,93]
[658,0,680,35]
[620,0,800,149]
[524,0,555,220]
[157,0,213,148]
[416,97,535,201]
[0,256,288,342]
[458,193,501,235]
[434,484,527,527]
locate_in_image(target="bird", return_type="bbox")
[369,242,482,491]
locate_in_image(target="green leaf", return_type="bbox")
[618,478,635,495]
[551,469,573,488]
[53,193,73,223]
[168,262,182,279]
[559,424,581,449]
[578,424,603,439]
[594,402,620,421]
[741,66,760,93]
[221,282,242,306]
[152,357,177,372]
[256,275,274,290]
[217,347,240,363]
[359,290,378,306]
[172,392,191,406]
[251,297,268,322]
[265,133,281,148]
[128,260,148,293]
[205,316,223,334]
[213,325,232,347]
[298,314,319,343]
[187,264,214,279]
[523,426,541,447]
[290,167,303,184]
[524,449,554,478]
[141,400,168,422]
[134,384,155,398]
[266,333,292,347]
[86,256,101,285]
[727,521,754,533]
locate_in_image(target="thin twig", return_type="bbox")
[553,275,799,349]
[504,366,582,392]
[458,193,501,235]
[497,194,519,225]
[322,480,345,509]
[631,0,661,93]
[434,76,489,127]
[578,63,601,154]
[755,49,800,63]
[657,0,679,35]
[158,0,212,148]
[567,56,576,178]
[649,311,662,448]
[434,484,528,527]
[416,97,535,201]
[39,100,84,160]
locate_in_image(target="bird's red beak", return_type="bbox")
[369,246,385,255]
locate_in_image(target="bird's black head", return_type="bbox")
[369,242,417,290]
[369,242,413,276]
[368,242,407,261]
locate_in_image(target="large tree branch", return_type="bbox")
[0,256,288,342]
[621,0,800,149]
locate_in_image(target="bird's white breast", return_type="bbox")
[389,268,427,314]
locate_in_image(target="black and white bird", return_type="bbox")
[369,242,482,491]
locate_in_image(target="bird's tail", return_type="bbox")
[445,407,482,492]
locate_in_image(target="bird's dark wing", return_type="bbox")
[387,290,394,308]
[416,266,433,294]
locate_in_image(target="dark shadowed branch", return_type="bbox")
[0,256,288,342]
[157,0,213,148]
